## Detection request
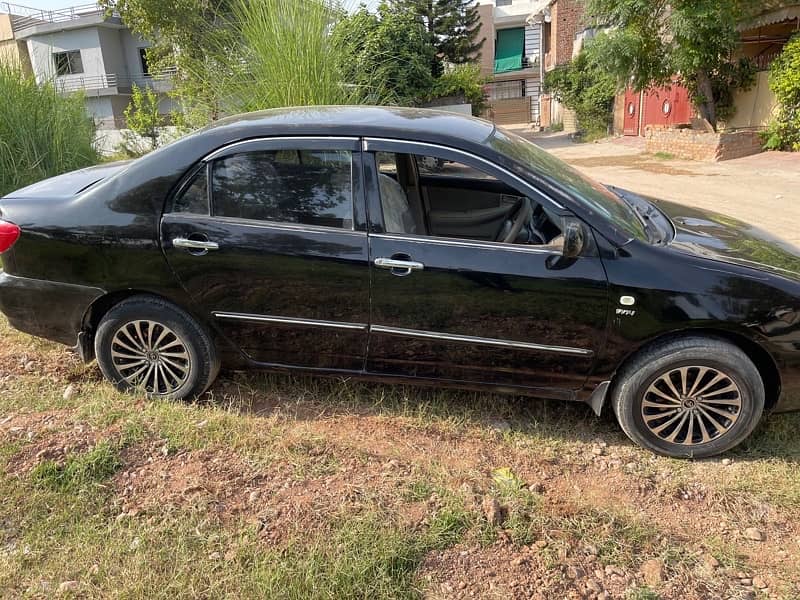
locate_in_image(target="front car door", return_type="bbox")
[161,137,370,371]
[363,138,609,395]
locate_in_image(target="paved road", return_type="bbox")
[513,130,800,246]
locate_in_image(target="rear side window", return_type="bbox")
[211,149,353,229]
[172,167,209,214]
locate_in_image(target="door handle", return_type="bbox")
[374,257,424,276]
[173,237,219,252]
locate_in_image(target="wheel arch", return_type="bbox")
[604,328,781,412]
[78,290,207,362]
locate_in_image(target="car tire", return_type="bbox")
[611,336,764,458]
[94,295,219,400]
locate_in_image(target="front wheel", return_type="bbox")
[611,337,765,458]
[94,295,219,400]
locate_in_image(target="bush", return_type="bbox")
[0,63,98,197]
[763,35,800,152]
[428,64,488,116]
[544,44,616,141]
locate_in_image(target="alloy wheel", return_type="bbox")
[641,366,742,445]
[110,320,191,395]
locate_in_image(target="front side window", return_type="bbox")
[211,149,353,229]
[377,151,563,247]
[53,50,83,76]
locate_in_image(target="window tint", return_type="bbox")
[212,150,353,229]
[173,167,209,214]
[414,155,496,180]
[378,151,563,247]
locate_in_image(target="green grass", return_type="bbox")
[2,315,800,596]
[653,151,676,160]
[30,441,122,493]
[0,63,99,197]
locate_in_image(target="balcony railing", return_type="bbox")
[53,71,175,94]
[2,2,116,32]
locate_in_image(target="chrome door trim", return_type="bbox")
[362,137,566,210]
[213,312,368,331]
[165,213,368,237]
[370,233,557,255]
[370,325,593,356]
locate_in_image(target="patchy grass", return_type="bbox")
[1,315,799,598]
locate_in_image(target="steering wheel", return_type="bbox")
[497,197,533,244]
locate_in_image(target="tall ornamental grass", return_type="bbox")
[201,0,382,114]
[0,63,99,197]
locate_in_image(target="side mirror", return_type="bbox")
[562,221,586,259]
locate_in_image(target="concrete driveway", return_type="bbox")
[517,131,800,246]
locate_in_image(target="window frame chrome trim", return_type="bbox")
[362,137,566,210]
[369,233,558,255]
[370,325,593,356]
[212,312,368,331]
[164,212,368,237]
[203,136,362,162]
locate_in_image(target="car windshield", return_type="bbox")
[487,128,648,242]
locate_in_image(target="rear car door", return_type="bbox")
[161,137,370,371]
[363,139,609,394]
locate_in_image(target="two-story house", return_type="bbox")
[476,0,544,125]
[527,0,585,131]
[1,2,172,130]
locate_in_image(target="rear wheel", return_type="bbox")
[94,295,219,400]
[611,337,765,458]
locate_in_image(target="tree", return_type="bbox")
[333,3,436,105]
[763,34,800,151]
[544,41,616,139]
[390,0,484,75]
[586,0,758,130]
[99,0,236,127]
[122,83,165,153]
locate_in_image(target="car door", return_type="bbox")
[161,137,370,371]
[363,138,609,394]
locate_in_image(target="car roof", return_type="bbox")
[197,105,499,148]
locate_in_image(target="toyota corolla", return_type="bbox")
[1,106,798,458]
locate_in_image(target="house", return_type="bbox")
[727,2,800,129]
[0,2,173,130]
[476,0,544,125]
[0,9,31,73]
[526,0,585,131]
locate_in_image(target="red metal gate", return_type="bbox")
[622,88,640,136]
[643,84,693,128]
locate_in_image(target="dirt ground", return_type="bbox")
[516,130,800,247]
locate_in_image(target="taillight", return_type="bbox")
[0,220,21,254]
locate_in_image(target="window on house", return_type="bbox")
[211,149,354,229]
[53,50,83,76]
[138,48,150,76]
[486,79,525,100]
[496,0,512,5]
[494,28,525,73]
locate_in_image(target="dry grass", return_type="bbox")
[1,316,799,598]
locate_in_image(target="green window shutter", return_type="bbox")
[494,27,525,73]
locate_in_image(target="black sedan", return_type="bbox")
[1,106,799,458]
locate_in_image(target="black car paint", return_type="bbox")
[1,106,799,413]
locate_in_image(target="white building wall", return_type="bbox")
[96,27,126,80]
[26,28,104,86]
[120,29,150,80]
[492,0,546,21]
